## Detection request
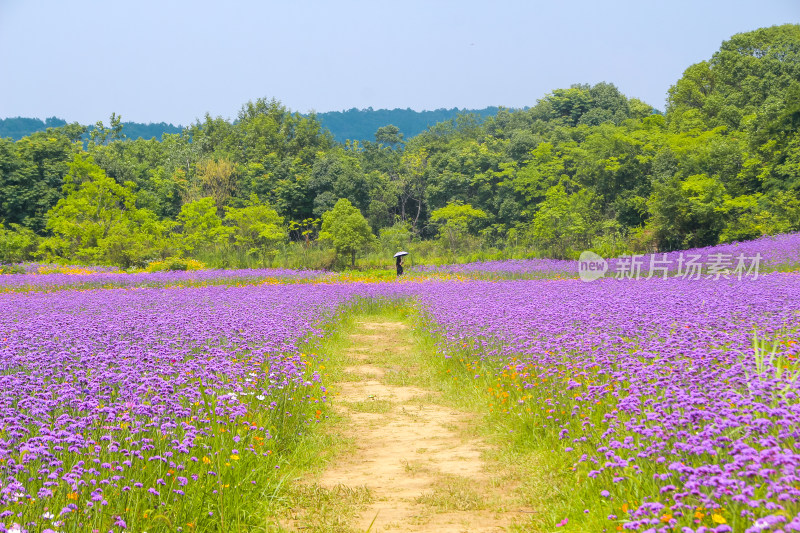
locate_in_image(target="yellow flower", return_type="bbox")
[712,514,726,524]
[202,456,211,464]
[230,454,239,461]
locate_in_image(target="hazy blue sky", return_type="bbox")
[1,0,797,126]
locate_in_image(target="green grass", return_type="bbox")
[415,474,488,512]
[345,399,394,414]
[282,484,373,533]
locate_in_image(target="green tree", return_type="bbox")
[512,142,567,207]
[89,113,126,147]
[364,170,399,231]
[41,155,165,266]
[646,174,729,250]
[176,197,232,255]
[224,195,286,266]
[0,223,38,263]
[374,125,404,148]
[527,183,598,258]
[197,158,237,211]
[429,202,488,254]
[310,149,369,215]
[397,148,429,230]
[1,128,80,232]
[378,221,413,253]
[667,24,800,132]
[319,198,375,267]
[288,217,321,248]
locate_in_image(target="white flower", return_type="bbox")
[42,511,55,520]
[256,395,266,401]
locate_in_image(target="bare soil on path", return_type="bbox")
[296,318,530,532]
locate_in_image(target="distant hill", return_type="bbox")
[1,107,505,144]
[313,107,502,143]
[0,117,184,141]
[0,117,69,139]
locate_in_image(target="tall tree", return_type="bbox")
[319,198,375,267]
[429,202,488,254]
[224,196,286,266]
[41,155,165,266]
[176,197,231,254]
[197,158,237,211]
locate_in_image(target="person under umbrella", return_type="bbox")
[394,251,408,277]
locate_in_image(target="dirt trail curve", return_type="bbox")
[310,319,526,532]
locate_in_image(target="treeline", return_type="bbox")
[0,117,70,140]
[315,106,502,143]
[0,107,502,145]
[0,24,798,269]
[0,117,183,142]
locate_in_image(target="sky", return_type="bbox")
[0,0,798,127]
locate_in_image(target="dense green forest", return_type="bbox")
[1,24,798,269]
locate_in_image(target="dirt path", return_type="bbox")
[307,319,526,532]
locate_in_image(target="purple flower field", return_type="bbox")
[409,274,800,531]
[0,283,357,532]
[0,246,798,531]
[0,268,324,292]
[418,232,800,278]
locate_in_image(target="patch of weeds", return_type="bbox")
[398,408,424,422]
[339,371,367,382]
[416,474,487,512]
[381,368,416,387]
[347,399,393,413]
[403,392,443,407]
[288,483,373,533]
[402,459,430,475]
[406,509,433,526]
